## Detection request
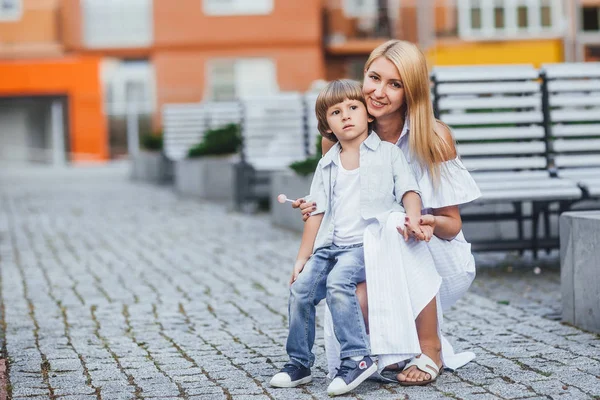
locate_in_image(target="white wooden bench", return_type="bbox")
[541,62,600,200]
[163,102,242,162]
[304,92,321,156]
[432,65,582,253]
[232,93,311,208]
[241,93,308,171]
[164,94,312,209]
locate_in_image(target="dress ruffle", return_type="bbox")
[415,157,482,209]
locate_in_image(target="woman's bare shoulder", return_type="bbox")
[321,136,336,156]
[435,120,457,161]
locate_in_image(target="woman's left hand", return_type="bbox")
[399,215,426,241]
[419,214,436,242]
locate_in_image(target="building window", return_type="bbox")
[206,58,278,101]
[494,1,505,29]
[83,0,153,48]
[458,0,562,39]
[203,0,273,16]
[209,61,237,101]
[540,0,552,27]
[342,0,377,17]
[583,7,600,32]
[0,0,22,21]
[101,60,155,116]
[470,0,482,29]
[517,5,528,28]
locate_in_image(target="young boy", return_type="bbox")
[269,80,423,396]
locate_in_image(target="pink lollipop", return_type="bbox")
[277,194,296,204]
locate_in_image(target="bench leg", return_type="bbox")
[233,161,256,212]
[544,204,551,242]
[531,202,543,260]
[514,202,524,256]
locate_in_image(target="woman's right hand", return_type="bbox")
[292,199,316,222]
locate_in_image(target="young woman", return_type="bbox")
[295,40,481,385]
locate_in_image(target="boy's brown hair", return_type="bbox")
[315,79,372,143]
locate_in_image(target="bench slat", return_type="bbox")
[433,65,538,81]
[478,187,581,202]
[437,82,540,95]
[557,167,600,179]
[471,170,550,181]
[477,178,577,190]
[439,96,540,111]
[458,142,545,156]
[553,139,600,152]
[548,79,600,92]
[555,154,600,168]
[542,62,600,79]
[462,156,547,171]
[551,109,600,122]
[442,111,542,125]
[453,126,544,141]
[549,94,600,107]
[552,124,600,137]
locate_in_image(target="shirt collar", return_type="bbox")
[363,131,381,151]
[396,114,410,146]
[320,141,342,167]
[320,132,381,166]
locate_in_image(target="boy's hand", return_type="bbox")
[290,259,308,285]
[419,214,436,242]
[292,199,316,222]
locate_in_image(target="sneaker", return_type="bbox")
[269,362,312,388]
[327,356,377,396]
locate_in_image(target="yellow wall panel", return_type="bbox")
[427,39,564,68]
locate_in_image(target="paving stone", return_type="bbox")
[10,386,48,397]
[1,165,599,400]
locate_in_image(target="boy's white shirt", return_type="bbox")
[305,132,420,253]
[331,155,368,246]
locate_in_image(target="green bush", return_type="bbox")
[289,136,323,177]
[141,132,163,151]
[188,124,242,158]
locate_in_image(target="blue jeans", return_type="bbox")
[286,243,369,368]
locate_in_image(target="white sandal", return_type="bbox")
[397,354,442,386]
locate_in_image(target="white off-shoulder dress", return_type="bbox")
[323,122,482,377]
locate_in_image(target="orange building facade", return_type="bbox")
[0,0,324,162]
[2,0,598,163]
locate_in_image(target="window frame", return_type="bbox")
[202,0,274,16]
[0,0,23,21]
[582,6,600,32]
[205,58,278,101]
[342,0,378,18]
[458,0,564,40]
[101,59,156,116]
[82,0,153,49]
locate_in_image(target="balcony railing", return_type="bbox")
[323,2,460,54]
[323,3,397,54]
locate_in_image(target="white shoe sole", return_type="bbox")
[327,363,377,396]
[269,374,312,388]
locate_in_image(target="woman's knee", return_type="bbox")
[356,282,369,322]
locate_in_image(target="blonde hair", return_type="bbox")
[315,79,371,143]
[365,40,455,184]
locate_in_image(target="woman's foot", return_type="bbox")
[396,344,442,383]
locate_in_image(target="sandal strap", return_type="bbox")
[402,354,440,379]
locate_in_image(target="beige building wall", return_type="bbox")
[0,0,63,59]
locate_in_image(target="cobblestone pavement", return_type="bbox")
[0,164,599,400]
[471,254,561,320]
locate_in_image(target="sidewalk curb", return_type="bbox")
[0,359,7,400]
